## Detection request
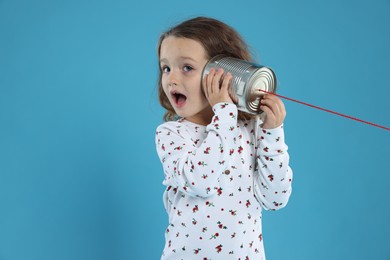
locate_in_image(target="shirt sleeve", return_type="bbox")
[155,103,239,198]
[253,122,293,210]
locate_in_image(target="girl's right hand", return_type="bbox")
[203,68,234,107]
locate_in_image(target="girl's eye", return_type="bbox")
[183,65,193,72]
[162,66,170,73]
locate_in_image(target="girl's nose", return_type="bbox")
[167,70,179,86]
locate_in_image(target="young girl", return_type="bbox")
[155,16,293,260]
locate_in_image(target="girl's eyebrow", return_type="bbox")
[159,56,198,64]
[159,58,168,64]
[179,56,197,62]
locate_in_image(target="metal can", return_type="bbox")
[202,55,277,114]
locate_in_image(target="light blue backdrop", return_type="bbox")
[1,0,389,259]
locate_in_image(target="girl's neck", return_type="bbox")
[184,106,214,126]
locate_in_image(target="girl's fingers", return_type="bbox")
[206,68,216,95]
[211,68,224,93]
[261,95,285,116]
[220,72,232,92]
[203,67,234,106]
[202,74,209,97]
[260,104,275,121]
[260,94,286,129]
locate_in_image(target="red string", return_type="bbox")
[258,90,390,131]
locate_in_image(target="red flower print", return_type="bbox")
[210,233,219,240]
[215,244,223,253]
[205,201,215,207]
[198,161,207,166]
[262,129,271,135]
[273,201,282,207]
[217,221,227,229]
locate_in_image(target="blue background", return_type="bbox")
[1,0,389,259]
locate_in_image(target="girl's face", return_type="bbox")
[160,36,213,125]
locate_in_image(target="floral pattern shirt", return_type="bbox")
[155,102,293,260]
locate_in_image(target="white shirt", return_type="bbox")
[155,102,293,260]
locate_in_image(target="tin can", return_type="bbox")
[202,55,277,115]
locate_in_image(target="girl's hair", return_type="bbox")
[157,16,255,122]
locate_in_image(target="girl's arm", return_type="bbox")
[253,94,292,210]
[253,123,293,210]
[155,103,238,198]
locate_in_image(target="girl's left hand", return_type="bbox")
[260,94,286,129]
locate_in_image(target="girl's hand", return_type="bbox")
[203,68,233,107]
[260,94,286,129]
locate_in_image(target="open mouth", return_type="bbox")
[171,91,187,107]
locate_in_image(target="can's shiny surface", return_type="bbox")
[202,55,277,114]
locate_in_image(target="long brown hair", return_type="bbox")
[157,16,256,122]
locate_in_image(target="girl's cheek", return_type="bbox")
[161,79,168,90]
[163,84,171,96]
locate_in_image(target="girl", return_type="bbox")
[155,16,293,260]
